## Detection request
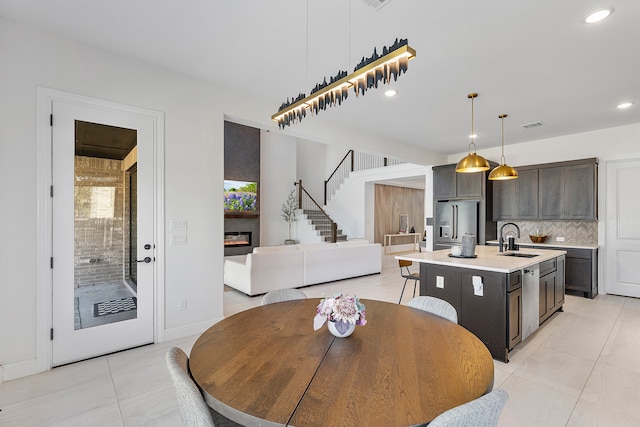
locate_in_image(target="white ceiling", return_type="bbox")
[2,0,639,156]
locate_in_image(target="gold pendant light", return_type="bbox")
[488,114,518,180]
[456,93,490,173]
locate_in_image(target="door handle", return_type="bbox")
[453,205,458,239]
[137,257,153,263]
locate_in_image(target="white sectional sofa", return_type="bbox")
[223,241,382,296]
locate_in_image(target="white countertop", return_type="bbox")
[486,240,598,250]
[396,245,567,273]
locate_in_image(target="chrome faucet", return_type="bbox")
[499,222,521,252]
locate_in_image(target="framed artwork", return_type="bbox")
[399,214,408,233]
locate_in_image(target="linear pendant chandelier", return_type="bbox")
[272,38,416,128]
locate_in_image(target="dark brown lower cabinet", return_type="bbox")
[539,256,565,324]
[564,248,597,298]
[421,264,522,362]
[508,286,523,350]
[488,242,598,299]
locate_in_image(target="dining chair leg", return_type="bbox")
[399,278,409,304]
[413,281,418,298]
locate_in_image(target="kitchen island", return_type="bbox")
[397,245,566,362]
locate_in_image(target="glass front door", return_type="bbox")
[51,97,155,366]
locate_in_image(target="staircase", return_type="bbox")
[296,151,405,243]
[303,209,348,242]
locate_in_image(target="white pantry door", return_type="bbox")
[605,158,640,298]
[51,98,156,366]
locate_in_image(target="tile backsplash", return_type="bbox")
[497,221,598,246]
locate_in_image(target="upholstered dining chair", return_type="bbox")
[261,288,307,305]
[166,347,243,427]
[399,259,420,303]
[408,296,458,323]
[427,389,509,427]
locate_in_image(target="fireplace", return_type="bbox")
[224,231,252,247]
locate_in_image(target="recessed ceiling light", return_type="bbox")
[617,102,634,109]
[385,89,397,97]
[585,8,612,24]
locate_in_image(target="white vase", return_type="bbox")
[328,321,356,338]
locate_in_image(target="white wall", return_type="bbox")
[296,138,326,203]
[260,131,297,246]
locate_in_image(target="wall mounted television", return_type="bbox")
[224,180,258,216]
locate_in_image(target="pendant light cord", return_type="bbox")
[469,93,478,154]
[501,115,505,164]
[499,113,507,165]
[306,0,309,89]
[349,0,352,71]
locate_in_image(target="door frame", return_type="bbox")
[36,87,165,372]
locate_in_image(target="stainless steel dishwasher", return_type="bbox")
[521,265,540,340]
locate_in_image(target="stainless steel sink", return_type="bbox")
[498,252,539,258]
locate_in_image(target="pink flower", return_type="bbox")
[313,293,366,331]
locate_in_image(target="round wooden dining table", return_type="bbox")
[190,299,494,427]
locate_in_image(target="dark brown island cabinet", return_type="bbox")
[418,252,565,363]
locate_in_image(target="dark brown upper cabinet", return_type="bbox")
[433,164,488,200]
[493,158,597,221]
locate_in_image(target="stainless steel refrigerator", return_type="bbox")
[435,200,478,249]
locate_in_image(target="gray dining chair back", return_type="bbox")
[408,296,458,323]
[262,288,307,305]
[166,347,215,427]
[166,347,243,427]
[399,259,420,303]
[427,389,509,427]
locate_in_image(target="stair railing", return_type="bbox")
[324,150,406,204]
[324,150,353,206]
[296,180,337,243]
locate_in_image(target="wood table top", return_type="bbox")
[190,299,494,427]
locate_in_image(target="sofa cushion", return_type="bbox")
[224,249,304,296]
[253,245,299,254]
[296,243,333,250]
[335,240,369,247]
[303,243,382,286]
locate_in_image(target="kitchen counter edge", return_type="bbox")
[396,246,567,273]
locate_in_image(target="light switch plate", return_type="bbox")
[170,219,187,231]
[171,234,187,245]
[556,236,565,242]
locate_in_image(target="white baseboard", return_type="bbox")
[2,321,225,382]
[2,358,38,382]
[163,318,223,342]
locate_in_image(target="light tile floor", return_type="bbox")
[2,251,640,426]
